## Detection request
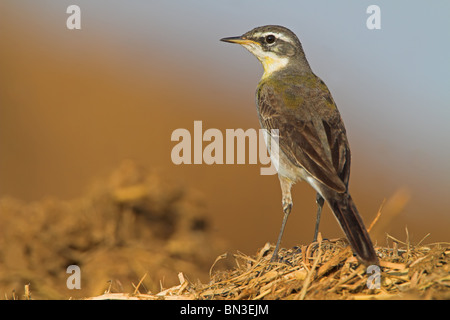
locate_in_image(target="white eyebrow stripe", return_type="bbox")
[253,31,295,45]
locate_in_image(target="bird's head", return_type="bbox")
[221,25,310,77]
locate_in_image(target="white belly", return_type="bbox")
[271,143,325,198]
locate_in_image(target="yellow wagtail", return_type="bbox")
[221,25,378,265]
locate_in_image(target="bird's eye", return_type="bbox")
[265,35,276,44]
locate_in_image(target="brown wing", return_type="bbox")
[257,76,351,192]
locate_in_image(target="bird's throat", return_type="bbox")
[260,55,289,79]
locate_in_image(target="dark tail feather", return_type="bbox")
[325,191,378,266]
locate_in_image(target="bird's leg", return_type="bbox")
[313,193,325,242]
[271,176,293,262]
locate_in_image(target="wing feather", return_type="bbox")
[257,76,350,192]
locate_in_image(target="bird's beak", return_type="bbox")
[220,36,257,45]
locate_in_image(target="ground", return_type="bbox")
[0,161,448,300]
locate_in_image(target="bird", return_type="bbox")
[221,25,378,266]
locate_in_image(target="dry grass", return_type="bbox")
[88,234,450,300]
[86,188,450,301]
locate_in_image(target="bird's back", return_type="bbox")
[256,70,351,192]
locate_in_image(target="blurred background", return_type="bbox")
[0,1,449,298]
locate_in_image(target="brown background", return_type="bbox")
[1,3,449,261]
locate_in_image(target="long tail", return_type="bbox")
[324,191,378,266]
